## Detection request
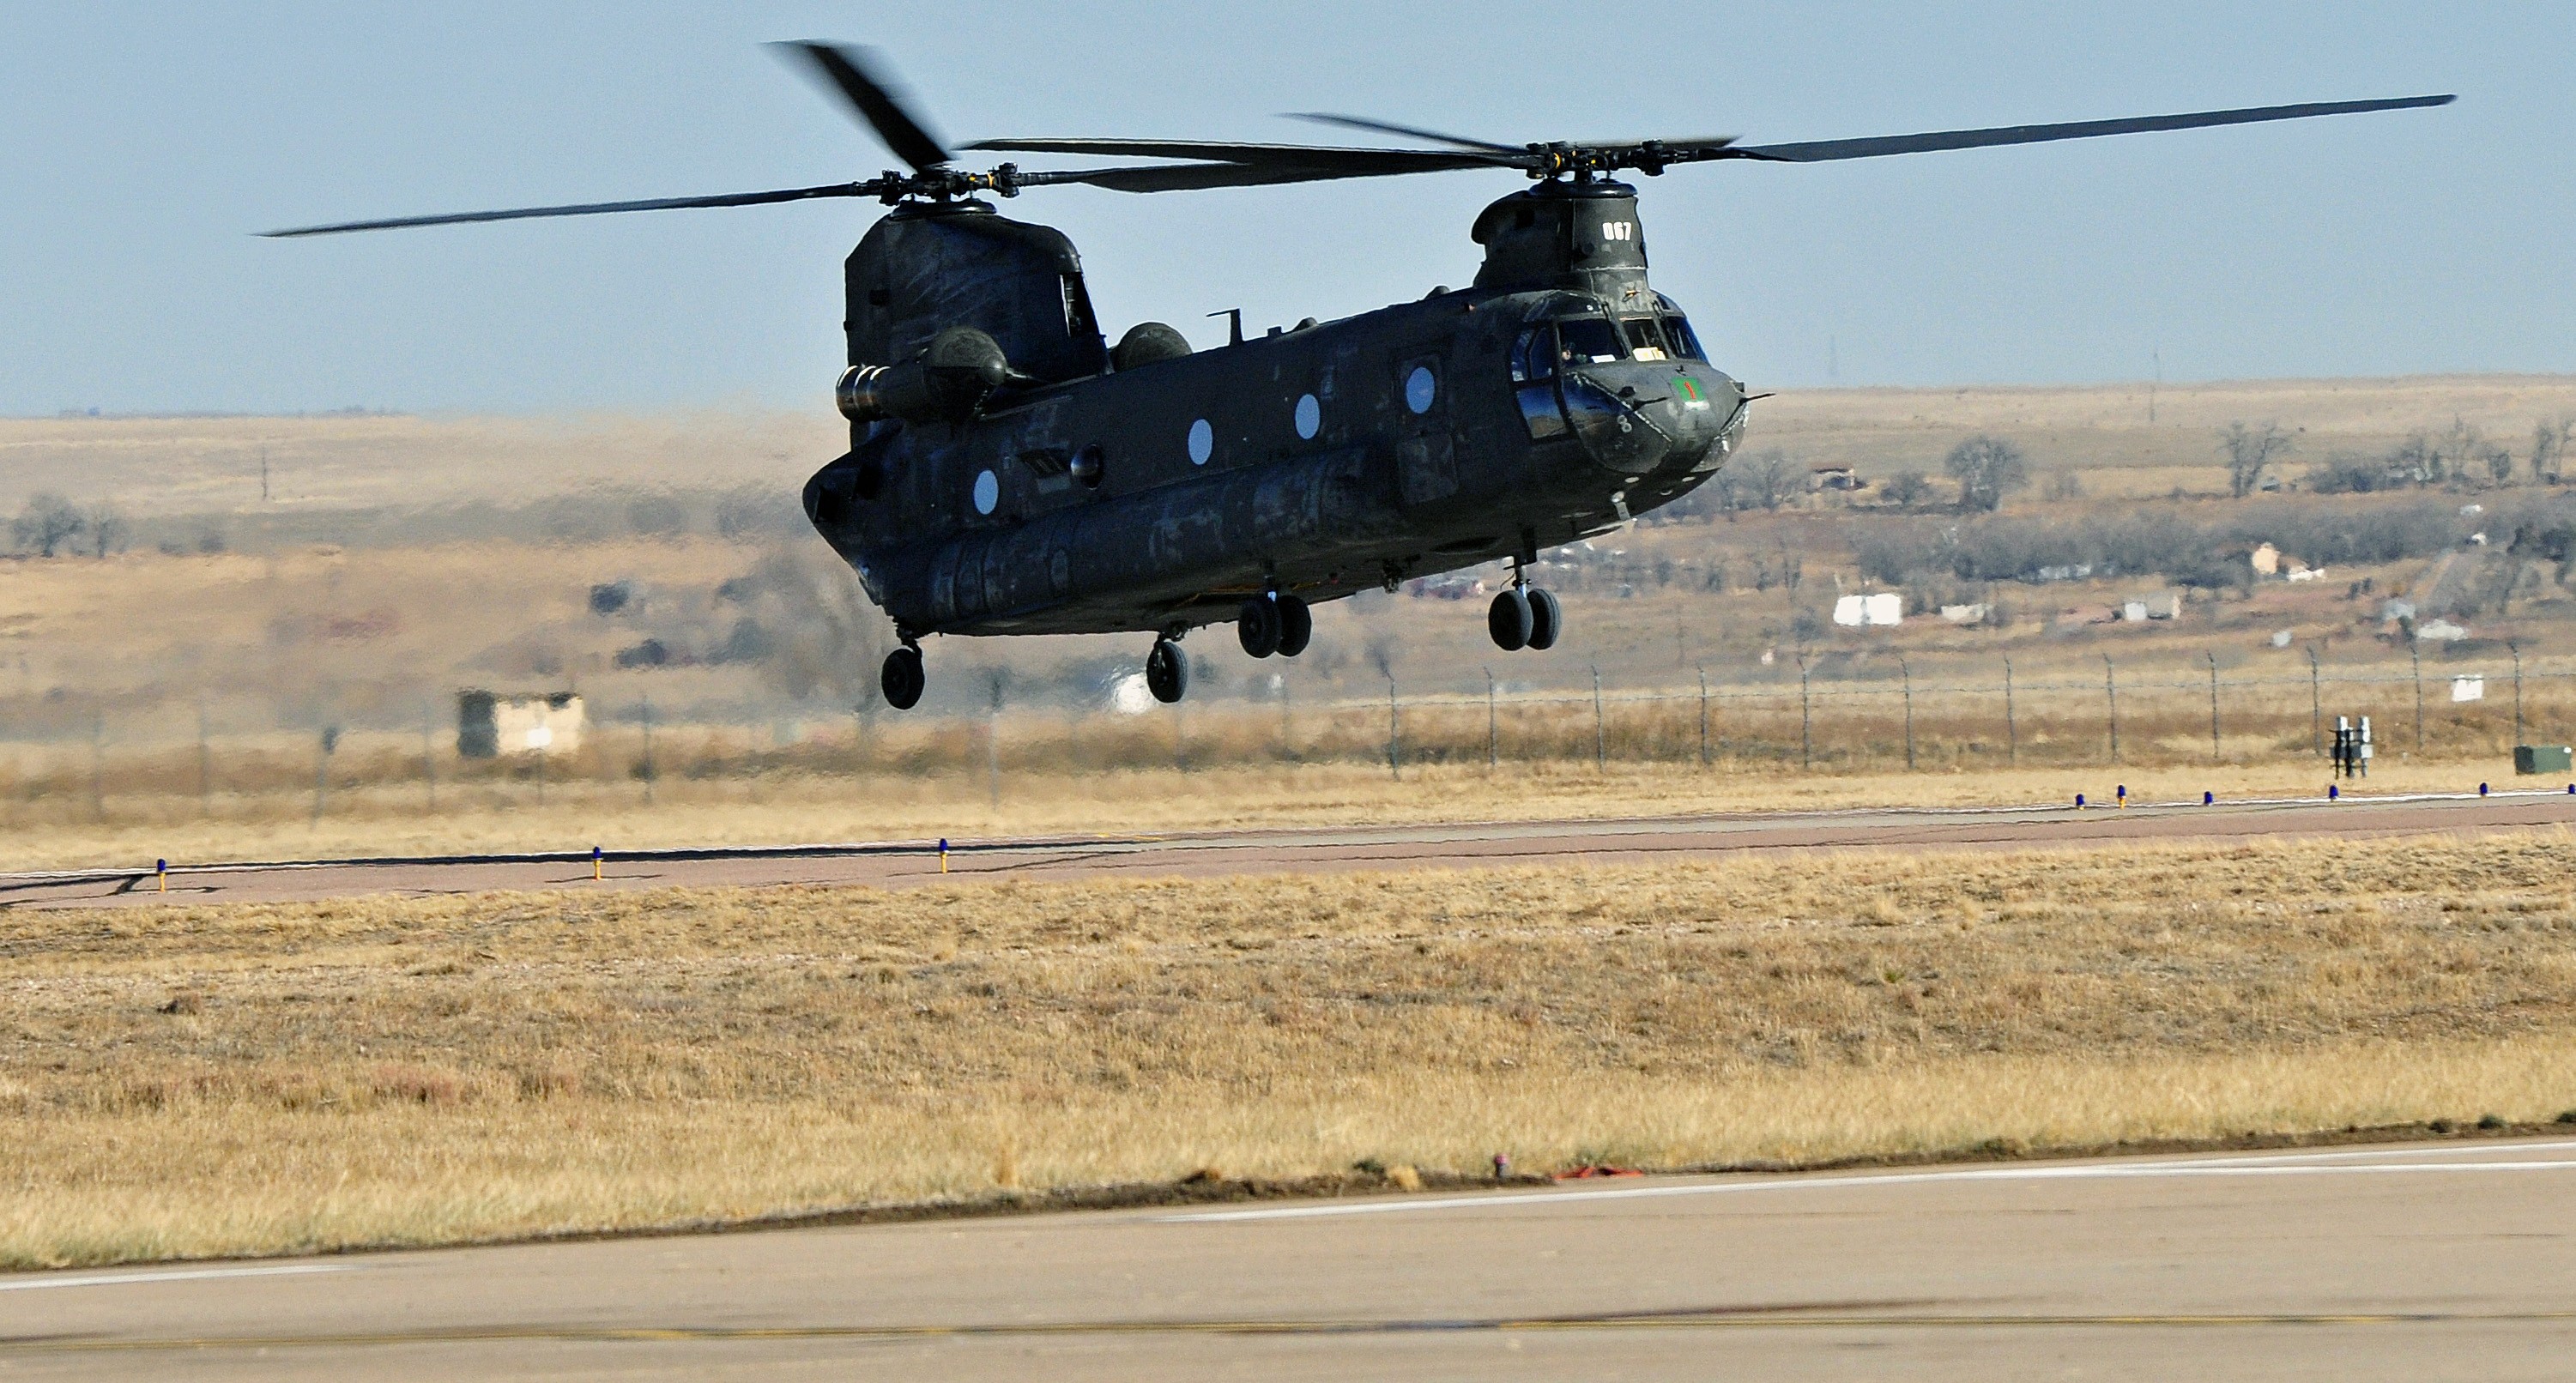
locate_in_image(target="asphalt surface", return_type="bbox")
[7,1138,2575,1380]
[5,788,2574,909]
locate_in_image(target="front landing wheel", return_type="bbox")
[880,645,925,710]
[1146,637,1189,704]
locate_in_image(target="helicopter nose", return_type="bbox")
[1642,365,1740,467]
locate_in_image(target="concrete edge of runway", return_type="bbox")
[9,783,2573,889]
[11,1119,2570,1278]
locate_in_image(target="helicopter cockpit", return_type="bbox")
[1505,293,1733,476]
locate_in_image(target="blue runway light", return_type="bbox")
[2203,791,2214,806]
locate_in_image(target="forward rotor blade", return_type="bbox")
[1729,94,2455,163]
[1019,160,1490,194]
[771,41,951,171]
[1284,112,1522,154]
[262,181,880,238]
[966,136,1517,173]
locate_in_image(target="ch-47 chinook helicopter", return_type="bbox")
[271,45,2452,710]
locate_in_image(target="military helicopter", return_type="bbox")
[271,45,2451,709]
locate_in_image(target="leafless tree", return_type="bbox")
[1943,435,2029,513]
[1881,470,1932,509]
[2219,420,2294,498]
[2533,417,2571,484]
[11,493,86,558]
[88,503,130,558]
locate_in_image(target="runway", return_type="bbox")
[7,788,2573,909]
[7,1138,2575,1379]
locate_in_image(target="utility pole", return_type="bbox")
[640,694,655,806]
[1386,677,1400,779]
[197,700,211,816]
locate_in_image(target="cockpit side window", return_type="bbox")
[1510,326,1556,383]
[1661,313,1707,362]
[1556,317,1623,365]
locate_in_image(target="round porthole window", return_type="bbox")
[971,468,999,515]
[1187,418,1213,466]
[1405,365,1437,414]
[1294,392,1321,440]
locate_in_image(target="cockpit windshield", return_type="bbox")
[1621,318,1670,361]
[1661,312,1707,362]
[1555,317,1623,365]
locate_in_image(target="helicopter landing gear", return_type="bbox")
[1526,586,1562,650]
[1487,588,1533,651]
[1237,591,1312,659]
[1488,558,1562,652]
[880,643,926,710]
[1145,637,1189,704]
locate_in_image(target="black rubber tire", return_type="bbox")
[880,646,925,710]
[1274,595,1312,658]
[1237,596,1282,658]
[1487,588,1533,651]
[1526,588,1563,650]
[1145,638,1188,704]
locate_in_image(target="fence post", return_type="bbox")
[1696,664,1710,769]
[1590,665,1605,772]
[2102,654,2119,765]
[2511,639,2525,747]
[986,671,1005,810]
[197,701,212,817]
[1387,676,1400,780]
[1484,667,1497,772]
[2003,656,2017,767]
[2307,645,2322,758]
[2206,650,2221,762]
[1898,655,1914,770]
[1799,655,1813,770]
[2411,639,2423,751]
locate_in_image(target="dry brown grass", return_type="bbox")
[9,830,2576,1268]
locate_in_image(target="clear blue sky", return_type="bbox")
[1,2,2562,415]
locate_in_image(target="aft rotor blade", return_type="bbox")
[1284,112,1523,154]
[1729,94,2456,163]
[966,136,1517,172]
[262,181,880,237]
[772,41,952,171]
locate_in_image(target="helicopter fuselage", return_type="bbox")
[802,178,1749,641]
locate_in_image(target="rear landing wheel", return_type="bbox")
[880,645,925,710]
[1515,582,1556,646]
[1237,595,1282,658]
[1275,594,1312,658]
[1487,589,1532,651]
[1145,637,1189,704]
[1526,588,1563,650]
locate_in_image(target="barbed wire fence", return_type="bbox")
[4,649,2571,824]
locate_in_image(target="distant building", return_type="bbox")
[1938,603,1989,625]
[2418,619,2470,643]
[458,691,585,758]
[1808,465,1863,492]
[1833,593,1904,627]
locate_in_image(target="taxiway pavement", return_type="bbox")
[3,788,2571,910]
[6,1138,2574,1380]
